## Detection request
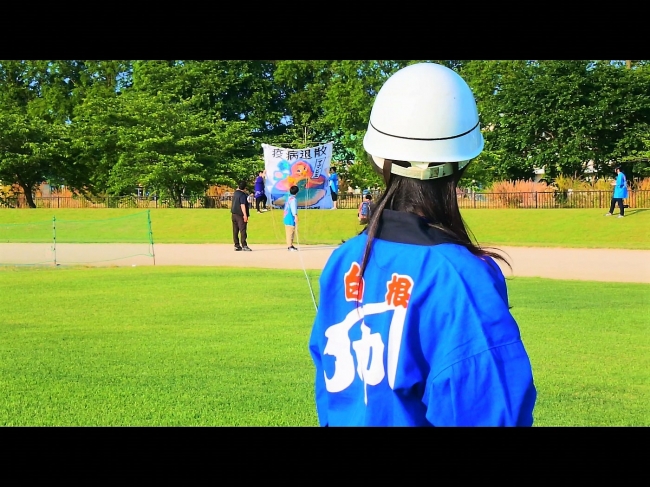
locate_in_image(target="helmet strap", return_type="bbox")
[383,159,393,186]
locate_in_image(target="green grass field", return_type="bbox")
[1,208,649,248]
[0,266,647,426]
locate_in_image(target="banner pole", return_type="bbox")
[147,210,156,266]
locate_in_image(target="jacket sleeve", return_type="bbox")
[424,341,537,426]
[421,256,537,426]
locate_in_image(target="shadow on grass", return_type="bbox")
[623,209,649,217]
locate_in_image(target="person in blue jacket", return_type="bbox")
[605,166,629,218]
[308,63,537,427]
[329,167,339,210]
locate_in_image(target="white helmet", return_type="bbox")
[363,62,483,180]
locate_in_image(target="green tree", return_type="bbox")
[110,90,254,206]
[0,60,133,201]
[589,61,650,179]
[0,61,77,206]
[0,109,68,207]
[133,60,282,143]
[69,86,125,195]
[461,60,650,183]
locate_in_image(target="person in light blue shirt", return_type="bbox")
[309,62,536,427]
[605,166,629,218]
[283,185,299,251]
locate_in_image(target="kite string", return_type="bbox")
[262,146,325,314]
[295,223,318,312]
[299,185,318,311]
[267,192,317,312]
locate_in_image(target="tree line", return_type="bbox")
[1,60,648,207]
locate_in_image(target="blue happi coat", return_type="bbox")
[309,210,537,426]
[613,172,629,199]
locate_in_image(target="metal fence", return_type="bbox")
[2,190,650,210]
[455,190,650,209]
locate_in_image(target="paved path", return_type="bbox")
[2,243,649,283]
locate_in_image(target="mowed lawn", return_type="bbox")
[0,266,647,426]
[0,208,649,248]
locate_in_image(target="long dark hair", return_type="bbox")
[359,158,511,278]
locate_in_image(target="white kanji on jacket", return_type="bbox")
[323,262,414,404]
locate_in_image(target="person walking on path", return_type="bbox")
[605,166,629,218]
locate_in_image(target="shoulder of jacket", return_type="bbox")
[427,244,505,282]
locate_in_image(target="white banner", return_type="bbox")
[261,143,333,209]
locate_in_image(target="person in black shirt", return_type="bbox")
[231,180,252,251]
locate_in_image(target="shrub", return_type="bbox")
[486,180,551,208]
[634,177,650,191]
